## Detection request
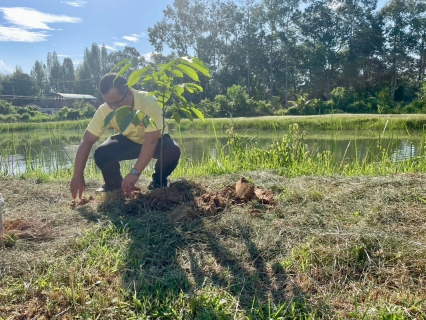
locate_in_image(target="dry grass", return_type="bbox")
[1,172,426,318]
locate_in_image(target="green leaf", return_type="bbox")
[109,58,132,73]
[180,57,210,78]
[180,107,194,121]
[172,112,181,123]
[172,69,184,78]
[118,110,138,133]
[157,92,171,106]
[174,85,185,96]
[131,110,145,126]
[184,83,203,93]
[115,106,132,131]
[176,64,199,82]
[142,115,152,128]
[142,75,153,83]
[176,94,187,103]
[103,110,117,128]
[191,106,205,123]
[115,63,132,79]
[127,66,151,87]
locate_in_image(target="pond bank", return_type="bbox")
[2,114,426,132]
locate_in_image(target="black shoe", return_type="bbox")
[148,179,168,190]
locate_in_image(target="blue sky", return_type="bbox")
[0,0,388,75]
[0,0,174,74]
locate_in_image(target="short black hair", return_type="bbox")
[99,73,128,95]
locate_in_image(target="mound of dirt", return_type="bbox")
[117,177,275,217]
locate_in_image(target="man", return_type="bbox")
[70,73,181,199]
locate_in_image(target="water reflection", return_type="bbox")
[0,129,424,175]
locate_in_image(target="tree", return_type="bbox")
[62,58,76,93]
[381,0,417,101]
[148,0,206,56]
[30,60,48,95]
[1,68,39,106]
[296,0,345,99]
[48,51,63,93]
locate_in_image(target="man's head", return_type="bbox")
[100,73,133,110]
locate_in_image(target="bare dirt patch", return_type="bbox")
[1,219,53,247]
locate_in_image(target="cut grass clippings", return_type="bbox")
[1,172,426,319]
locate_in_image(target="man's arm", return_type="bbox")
[70,130,99,199]
[134,130,161,173]
[121,130,161,194]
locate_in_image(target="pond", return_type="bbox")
[0,127,424,175]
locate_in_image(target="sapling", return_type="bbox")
[104,56,210,184]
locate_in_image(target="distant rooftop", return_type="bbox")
[55,93,97,100]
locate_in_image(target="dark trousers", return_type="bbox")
[94,134,181,190]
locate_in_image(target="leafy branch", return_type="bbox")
[103,56,211,132]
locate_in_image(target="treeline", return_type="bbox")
[1,0,426,117]
[150,0,426,116]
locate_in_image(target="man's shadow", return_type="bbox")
[77,179,319,317]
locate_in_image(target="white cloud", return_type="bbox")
[104,45,116,51]
[61,1,87,7]
[0,7,81,30]
[122,33,145,42]
[123,35,139,42]
[0,26,48,42]
[142,52,155,62]
[114,41,127,47]
[0,59,14,74]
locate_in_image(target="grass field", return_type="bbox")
[1,116,426,318]
[1,172,426,319]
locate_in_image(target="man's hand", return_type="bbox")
[122,174,139,196]
[70,175,86,200]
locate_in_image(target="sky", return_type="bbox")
[0,0,388,75]
[0,0,175,74]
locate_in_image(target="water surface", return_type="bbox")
[0,128,423,175]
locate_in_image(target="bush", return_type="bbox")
[54,107,80,120]
[0,100,16,115]
[20,113,31,122]
[0,114,18,123]
[73,100,96,118]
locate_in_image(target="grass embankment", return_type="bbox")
[2,114,426,132]
[1,172,426,319]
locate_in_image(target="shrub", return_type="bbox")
[0,100,16,115]
[20,113,31,122]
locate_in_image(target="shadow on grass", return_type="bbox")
[77,179,321,318]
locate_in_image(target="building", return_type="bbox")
[38,93,97,115]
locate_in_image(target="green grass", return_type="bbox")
[2,114,426,132]
[3,116,426,318]
[1,173,426,318]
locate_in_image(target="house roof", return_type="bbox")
[56,93,97,100]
